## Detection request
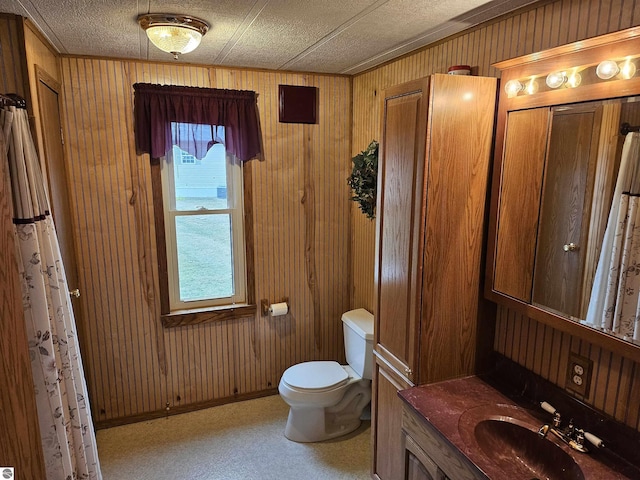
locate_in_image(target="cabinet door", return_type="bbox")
[375,77,430,383]
[418,74,497,384]
[402,406,483,480]
[372,354,412,480]
[493,107,549,301]
[404,434,443,480]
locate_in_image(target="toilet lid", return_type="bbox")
[282,361,349,390]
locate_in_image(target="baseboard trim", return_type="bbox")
[94,388,279,430]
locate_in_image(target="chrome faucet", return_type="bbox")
[538,401,605,453]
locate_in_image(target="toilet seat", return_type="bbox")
[281,361,349,392]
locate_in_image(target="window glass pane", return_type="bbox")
[171,125,228,211]
[175,214,234,302]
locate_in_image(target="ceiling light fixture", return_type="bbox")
[138,14,209,60]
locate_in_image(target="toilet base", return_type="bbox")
[283,380,371,443]
[284,408,363,443]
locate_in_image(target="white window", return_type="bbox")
[161,123,246,310]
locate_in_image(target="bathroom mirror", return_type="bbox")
[486,27,640,361]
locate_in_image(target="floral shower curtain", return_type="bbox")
[1,105,101,479]
[586,132,640,342]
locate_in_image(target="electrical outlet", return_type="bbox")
[566,352,593,397]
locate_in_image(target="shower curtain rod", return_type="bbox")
[620,122,640,135]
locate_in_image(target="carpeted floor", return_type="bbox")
[96,394,371,480]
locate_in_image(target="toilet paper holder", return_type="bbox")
[261,297,289,316]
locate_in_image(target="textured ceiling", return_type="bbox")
[0,0,537,74]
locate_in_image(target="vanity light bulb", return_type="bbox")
[596,60,620,80]
[545,71,566,89]
[504,79,523,98]
[566,72,582,88]
[524,78,539,95]
[619,59,636,80]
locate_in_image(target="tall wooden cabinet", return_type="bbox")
[371,74,497,479]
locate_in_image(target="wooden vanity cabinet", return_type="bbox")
[401,404,484,480]
[371,74,497,480]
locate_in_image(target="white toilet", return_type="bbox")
[278,308,374,442]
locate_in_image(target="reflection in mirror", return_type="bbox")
[488,27,640,359]
[584,126,640,343]
[530,97,640,345]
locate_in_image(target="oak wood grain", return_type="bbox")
[493,107,549,301]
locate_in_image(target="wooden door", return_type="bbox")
[532,104,601,318]
[493,107,550,302]
[36,70,85,332]
[374,77,430,383]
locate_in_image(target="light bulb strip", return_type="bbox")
[505,55,638,97]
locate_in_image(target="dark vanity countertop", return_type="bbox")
[399,376,640,480]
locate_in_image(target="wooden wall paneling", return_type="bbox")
[61,57,171,423]
[591,347,609,413]
[532,321,545,376]
[98,59,135,417]
[626,366,640,429]
[537,3,552,51]
[549,325,563,383]
[494,307,640,431]
[604,353,623,416]
[117,59,163,418]
[23,19,60,166]
[537,322,550,377]
[61,58,102,413]
[525,318,537,372]
[613,357,633,423]
[60,55,352,423]
[128,60,170,415]
[0,14,28,98]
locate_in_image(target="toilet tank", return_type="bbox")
[342,308,374,379]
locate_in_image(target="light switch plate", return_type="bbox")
[566,352,593,397]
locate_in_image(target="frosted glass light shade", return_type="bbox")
[138,14,209,59]
[146,26,202,55]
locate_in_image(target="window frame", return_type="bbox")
[150,153,256,327]
[161,145,247,311]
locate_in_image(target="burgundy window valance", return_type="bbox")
[133,83,262,162]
